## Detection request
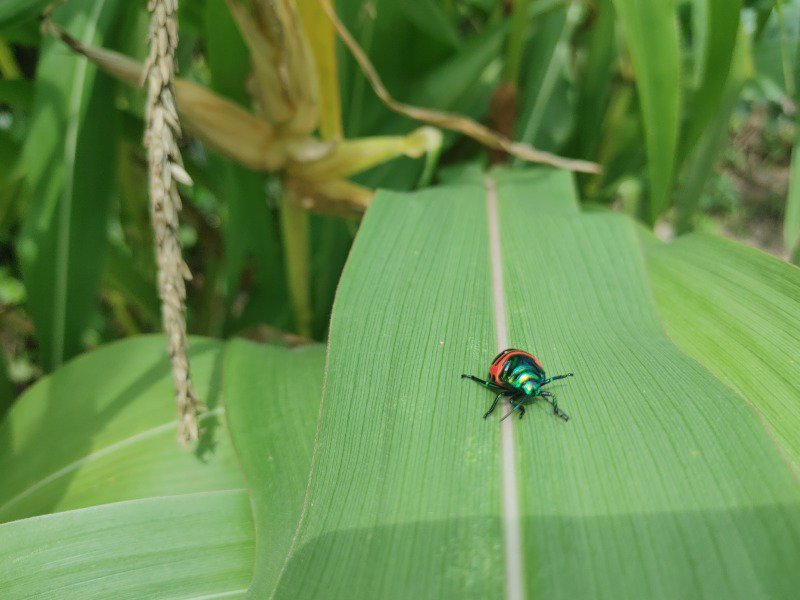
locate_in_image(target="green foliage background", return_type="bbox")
[1,1,800,597]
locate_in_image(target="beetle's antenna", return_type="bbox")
[542,372,574,386]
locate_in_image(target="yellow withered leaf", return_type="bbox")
[225,0,294,125]
[47,24,286,172]
[228,0,319,136]
[289,127,442,182]
[286,177,374,218]
[296,0,342,140]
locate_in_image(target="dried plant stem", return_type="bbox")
[318,0,601,174]
[144,0,201,444]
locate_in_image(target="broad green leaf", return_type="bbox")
[0,336,253,597]
[0,337,242,523]
[642,232,800,471]
[611,0,681,221]
[267,170,800,598]
[223,340,325,597]
[0,335,327,597]
[17,0,123,370]
[0,492,253,599]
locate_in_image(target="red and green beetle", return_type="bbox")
[461,348,573,421]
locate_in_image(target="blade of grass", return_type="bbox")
[18,0,123,370]
[684,0,741,154]
[515,2,583,156]
[611,0,681,221]
[675,28,749,233]
[570,0,616,163]
[785,135,800,260]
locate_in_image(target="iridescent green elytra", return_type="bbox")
[461,348,573,421]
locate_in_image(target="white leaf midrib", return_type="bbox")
[485,175,525,600]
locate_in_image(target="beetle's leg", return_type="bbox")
[541,390,569,421]
[483,393,503,419]
[500,396,525,422]
[461,374,507,393]
[540,372,574,386]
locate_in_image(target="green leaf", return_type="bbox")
[0,491,253,598]
[684,0,741,153]
[5,175,800,597]
[516,3,583,153]
[267,170,800,598]
[0,0,49,29]
[102,243,160,328]
[786,136,800,259]
[0,335,327,597]
[310,215,354,339]
[205,0,251,106]
[0,336,254,596]
[611,0,681,221]
[223,339,325,597]
[17,0,124,370]
[569,0,616,162]
[675,29,748,233]
[397,0,461,50]
[642,232,800,470]
[0,78,33,109]
[208,156,290,334]
[0,337,241,523]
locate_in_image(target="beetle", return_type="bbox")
[461,348,573,421]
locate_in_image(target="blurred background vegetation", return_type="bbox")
[0,0,799,411]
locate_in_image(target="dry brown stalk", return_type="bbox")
[144,0,201,444]
[317,0,601,175]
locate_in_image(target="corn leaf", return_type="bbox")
[17,0,124,371]
[223,340,325,597]
[611,0,681,221]
[643,232,800,471]
[267,170,800,598]
[786,136,800,259]
[684,0,741,153]
[3,174,800,598]
[0,336,324,597]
